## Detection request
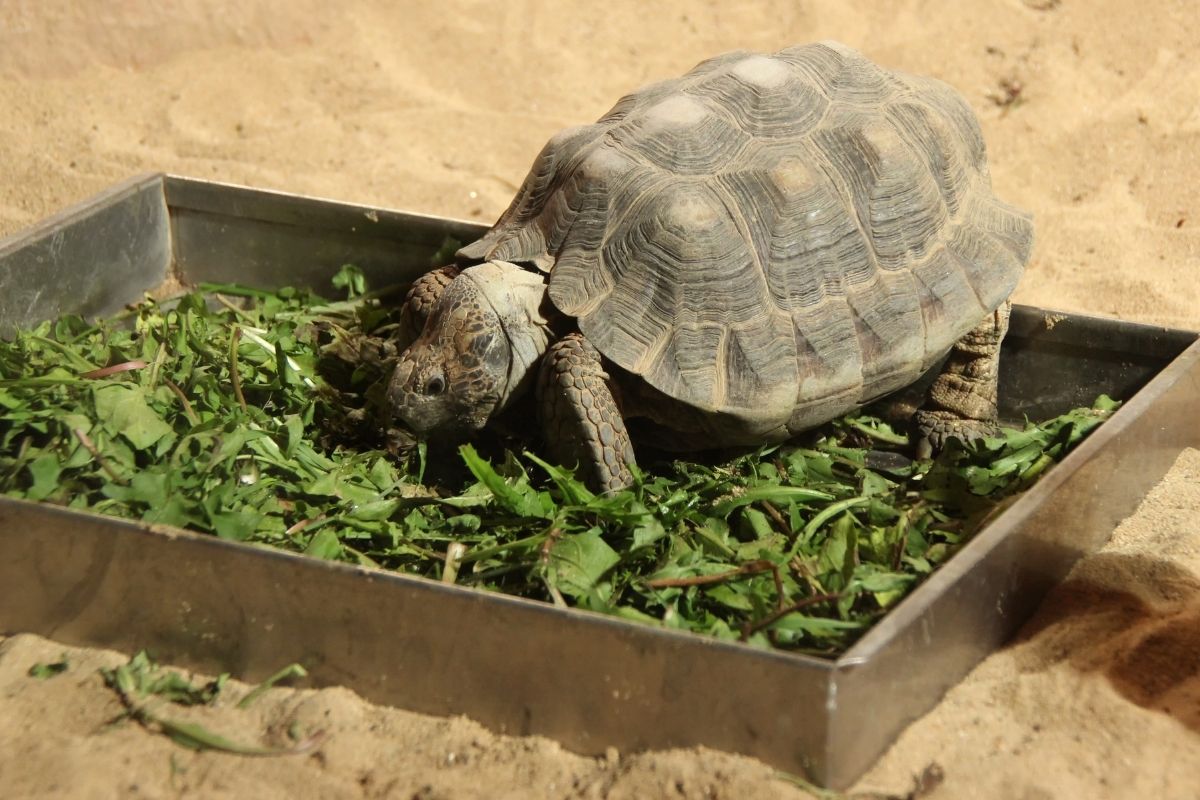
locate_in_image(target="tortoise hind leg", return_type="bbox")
[915,300,1011,459]
[537,333,636,493]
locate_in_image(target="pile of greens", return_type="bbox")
[0,267,1117,655]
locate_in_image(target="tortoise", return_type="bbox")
[386,41,1033,493]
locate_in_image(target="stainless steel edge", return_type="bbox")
[0,173,161,256]
[826,337,1200,789]
[162,175,487,240]
[0,498,832,775]
[0,173,170,336]
[163,175,487,292]
[1001,306,1196,422]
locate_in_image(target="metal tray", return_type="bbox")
[2,174,1197,788]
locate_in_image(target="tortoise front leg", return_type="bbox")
[397,265,460,348]
[915,300,1011,459]
[537,333,636,493]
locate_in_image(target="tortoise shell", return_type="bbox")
[457,41,1033,430]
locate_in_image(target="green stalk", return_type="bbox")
[791,497,871,556]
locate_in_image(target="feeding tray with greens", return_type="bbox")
[2,175,1197,788]
[0,267,1120,656]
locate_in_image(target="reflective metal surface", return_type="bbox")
[163,175,485,292]
[0,174,169,336]
[1,175,1196,788]
[831,334,1200,787]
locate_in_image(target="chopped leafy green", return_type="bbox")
[0,273,1119,656]
[27,655,70,679]
[100,650,320,756]
[100,650,227,706]
[236,663,308,709]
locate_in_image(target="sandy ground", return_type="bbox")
[1,1,1198,797]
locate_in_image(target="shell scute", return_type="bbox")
[458,42,1033,425]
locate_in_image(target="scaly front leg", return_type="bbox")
[537,333,636,494]
[397,265,460,348]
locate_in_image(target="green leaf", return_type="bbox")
[143,495,196,529]
[366,457,397,492]
[26,454,62,501]
[348,498,401,521]
[210,510,262,541]
[100,651,320,756]
[855,568,912,596]
[818,513,858,585]
[101,651,225,706]
[548,529,620,599]
[283,415,305,458]
[711,485,835,518]
[331,264,366,299]
[705,584,755,612]
[525,451,595,506]
[630,511,667,550]
[274,340,291,386]
[794,497,871,556]
[859,470,893,497]
[459,444,549,519]
[28,655,70,679]
[159,718,285,754]
[304,529,343,561]
[93,384,174,450]
[739,507,776,540]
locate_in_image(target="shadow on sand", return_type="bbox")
[1011,551,1200,734]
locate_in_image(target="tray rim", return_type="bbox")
[3,173,1198,788]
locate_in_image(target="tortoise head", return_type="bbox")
[387,262,551,440]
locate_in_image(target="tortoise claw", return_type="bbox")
[914,410,996,459]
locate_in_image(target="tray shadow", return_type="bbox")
[1011,551,1200,734]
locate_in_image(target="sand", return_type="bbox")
[1,1,1198,797]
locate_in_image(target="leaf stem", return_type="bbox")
[162,378,200,426]
[285,514,327,537]
[72,428,127,485]
[460,562,530,585]
[442,542,468,584]
[457,530,550,564]
[758,500,792,537]
[643,559,777,589]
[230,327,248,412]
[792,497,871,556]
[80,360,148,380]
[214,293,256,323]
[236,664,308,709]
[849,418,910,446]
[195,282,278,299]
[147,339,168,390]
[739,592,843,641]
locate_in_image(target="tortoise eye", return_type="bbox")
[424,375,446,396]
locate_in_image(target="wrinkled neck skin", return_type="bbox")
[467,260,553,412]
